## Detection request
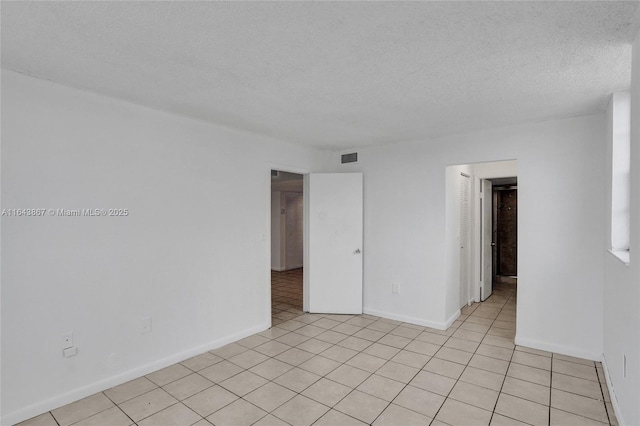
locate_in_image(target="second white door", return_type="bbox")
[481,179,494,301]
[307,173,363,314]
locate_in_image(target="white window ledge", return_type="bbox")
[608,249,630,266]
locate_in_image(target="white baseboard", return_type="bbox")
[601,354,625,426]
[444,310,461,329]
[514,335,602,362]
[284,265,302,270]
[2,323,270,426]
[271,265,302,272]
[363,307,460,331]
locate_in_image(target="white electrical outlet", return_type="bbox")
[141,317,152,334]
[62,332,73,349]
[392,283,400,295]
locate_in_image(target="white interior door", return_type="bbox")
[481,179,493,301]
[460,174,471,308]
[307,173,363,314]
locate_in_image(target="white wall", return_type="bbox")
[271,191,284,270]
[444,164,471,317]
[0,71,329,424]
[270,191,303,271]
[470,161,518,180]
[603,30,640,426]
[1,60,631,425]
[335,113,606,360]
[284,193,304,269]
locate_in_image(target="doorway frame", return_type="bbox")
[445,160,518,316]
[267,164,309,328]
[459,172,472,308]
[492,183,518,282]
[470,161,518,303]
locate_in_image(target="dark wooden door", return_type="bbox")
[496,189,517,276]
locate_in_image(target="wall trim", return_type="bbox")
[270,265,303,272]
[2,323,270,426]
[363,307,460,331]
[514,335,602,362]
[444,309,461,329]
[284,265,303,271]
[602,354,625,426]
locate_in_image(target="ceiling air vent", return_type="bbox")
[341,152,358,164]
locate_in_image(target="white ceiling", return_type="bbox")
[2,1,639,150]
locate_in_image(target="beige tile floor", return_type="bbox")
[20,271,616,426]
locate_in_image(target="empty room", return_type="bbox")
[2,2,640,426]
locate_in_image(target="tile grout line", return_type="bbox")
[436,288,515,424]
[372,284,516,424]
[249,312,397,425]
[99,390,142,426]
[139,286,508,424]
[486,288,519,426]
[429,304,487,425]
[549,353,553,425]
[195,282,589,425]
[40,276,606,426]
[310,318,427,425]
[595,363,613,426]
[276,308,445,423]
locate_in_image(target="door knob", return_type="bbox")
[354,249,361,254]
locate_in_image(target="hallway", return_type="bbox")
[271,268,303,325]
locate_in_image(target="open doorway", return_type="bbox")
[492,178,518,290]
[479,176,518,301]
[446,160,518,339]
[269,170,364,322]
[270,170,304,325]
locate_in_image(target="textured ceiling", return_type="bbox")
[2,1,639,149]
